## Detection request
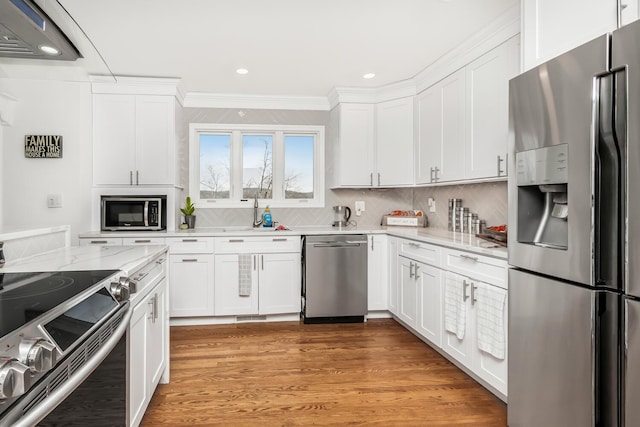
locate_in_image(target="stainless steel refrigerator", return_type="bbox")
[508,20,640,427]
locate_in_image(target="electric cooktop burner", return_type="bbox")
[0,270,118,338]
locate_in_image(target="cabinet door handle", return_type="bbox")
[253,255,257,271]
[272,238,287,242]
[371,237,374,251]
[229,239,244,243]
[434,167,440,182]
[409,261,415,279]
[463,280,470,302]
[153,294,159,322]
[261,255,264,270]
[134,239,151,243]
[460,254,478,263]
[156,258,167,265]
[370,172,373,186]
[130,171,133,186]
[181,258,198,262]
[377,172,381,186]
[134,272,149,281]
[414,264,420,279]
[471,283,477,305]
[90,240,108,244]
[182,239,198,242]
[430,167,434,183]
[497,155,506,176]
[136,170,139,185]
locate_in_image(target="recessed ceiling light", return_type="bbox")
[39,45,60,56]
[363,73,376,79]
[236,68,249,75]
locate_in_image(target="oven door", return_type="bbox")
[5,303,132,427]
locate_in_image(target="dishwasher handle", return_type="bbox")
[312,242,364,248]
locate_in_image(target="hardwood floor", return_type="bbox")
[142,319,506,426]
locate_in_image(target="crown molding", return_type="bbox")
[90,76,184,102]
[414,4,521,92]
[183,92,330,111]
[328,79,417,109]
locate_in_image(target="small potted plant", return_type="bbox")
[180,196,196,229]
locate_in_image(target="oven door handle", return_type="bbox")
[13,303,133,427]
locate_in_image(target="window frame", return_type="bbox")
[189,123,325,209]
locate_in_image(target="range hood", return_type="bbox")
[0,0,81,60]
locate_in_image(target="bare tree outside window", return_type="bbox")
[243,135,273,199]
[199,134,231,199]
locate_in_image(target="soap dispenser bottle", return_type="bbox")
[263,206,272,228]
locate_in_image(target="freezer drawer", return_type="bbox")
[508,269,619,427]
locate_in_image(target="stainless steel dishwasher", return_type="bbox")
[302,234,368,323]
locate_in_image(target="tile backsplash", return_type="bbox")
[194,182,506,230]
[413,181,508,229]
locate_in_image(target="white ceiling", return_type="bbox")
[2,0,518,98]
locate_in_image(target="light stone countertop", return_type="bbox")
[0,225,70,242]
[0,244,168,276]
[79,225,507,260]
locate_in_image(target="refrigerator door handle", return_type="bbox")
[594,70,626,290]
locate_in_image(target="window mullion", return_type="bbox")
[272,131,285,201]
[231,131,243,200]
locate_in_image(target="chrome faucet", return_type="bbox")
[252,193,264,228]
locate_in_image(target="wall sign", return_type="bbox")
[24,135,63,158]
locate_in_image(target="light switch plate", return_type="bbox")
[355,201,365,216]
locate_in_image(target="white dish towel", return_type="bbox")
[238,254,252,297]
[475,283,507,360]
[444,273,466,340]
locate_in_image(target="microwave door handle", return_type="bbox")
[594,71,625,289]
[144,201,149,227]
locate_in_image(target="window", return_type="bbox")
[189,124,324,208]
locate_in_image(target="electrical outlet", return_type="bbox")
[47,194,63,208]
[355,201,365,216]
[428,197,436,213]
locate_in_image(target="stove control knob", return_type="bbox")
[110,277,131,302]
[120,275,137,294]
[0,358,31,399]
[18,339,58,373]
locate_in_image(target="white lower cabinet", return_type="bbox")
[441,270,508,396]
[388,237,400,316]
[398,255,442,347]
[129,278,167,427]
[214,252,301,315]
[416,263,443,347]
[167,237,215,317]
[393,238,508,399]
[169,254,214,317]
[367,234,389,311]
[213,237,301,316]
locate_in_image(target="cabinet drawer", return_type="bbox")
[79,237,123,246]
[166,237,214,254]
[214,236,301,254]
[399,239,440,267]
[441,248,507,289]
[122,237,166,245]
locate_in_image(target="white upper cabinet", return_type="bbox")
[621,1,640,26]
[93,93,177,186]
[415,37,519,184]
[332,97,414,188]
[415,69,466,184]
[375,98,414,186]
[465,36,520,179]
[334,103,376,187]
[522,0,618,71]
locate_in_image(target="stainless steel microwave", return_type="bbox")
[101,195,166,231]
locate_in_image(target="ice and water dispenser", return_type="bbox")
[515,144,569,250]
